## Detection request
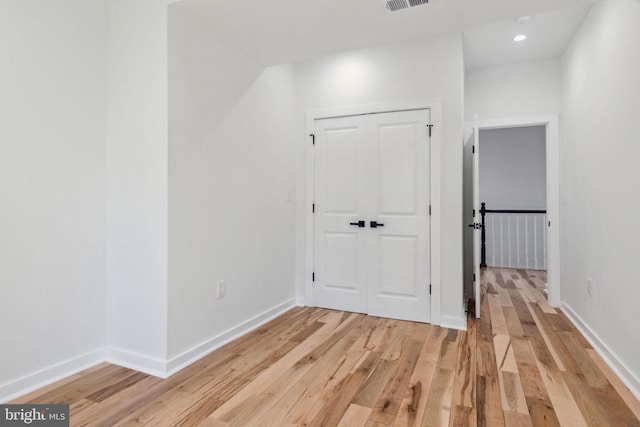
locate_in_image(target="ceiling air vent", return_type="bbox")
[383,0,429,12]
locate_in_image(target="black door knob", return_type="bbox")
[349,220,365,228]
[370,221,385,228]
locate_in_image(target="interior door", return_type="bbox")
[367,110,431,323]
[472,119,481,318]
[313,109,431,323]
[312,116,369,313]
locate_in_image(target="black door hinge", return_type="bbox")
[310,133,315,145]
[473,273,476,282]
[312,203,315,213]
[312,272,315,282]
[472,145,475,154]
[429,284,432,295]
[427,124,433,137]
[429,205,431,216]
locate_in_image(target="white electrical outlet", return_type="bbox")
[217,280,226,299]
[587,278,593,297]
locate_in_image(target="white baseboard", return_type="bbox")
[440,315,467,331]
[0,348,106,403]
[561,302,640,401]
[165,299,296,376]
[105,348,169,379]
[1,300,298,402]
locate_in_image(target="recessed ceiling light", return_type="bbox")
[514,34,527,42]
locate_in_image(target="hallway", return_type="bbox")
[477,267,640,426]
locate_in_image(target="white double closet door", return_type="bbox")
[313,109,431,323]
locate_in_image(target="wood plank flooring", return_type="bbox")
[12,268,640,426]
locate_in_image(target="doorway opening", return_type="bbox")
[466,115,560,318]
[479,125,548,273]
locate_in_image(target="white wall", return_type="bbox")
[295,35,466,327]
[465,59,562,120]
[0,0,107,400]
[167,9,297,365]
[561,0,640,395]
[106,0,177,372]
[479,126,546,210]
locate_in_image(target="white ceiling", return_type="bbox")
[463,5,592,70]
[171,0,597,68]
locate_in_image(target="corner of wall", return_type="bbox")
[440,315,468,331]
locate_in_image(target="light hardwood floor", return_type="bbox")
[12,268,640,426]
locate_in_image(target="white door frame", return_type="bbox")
[473,117,480,318]
[470,114,561,307]
[305,100,443,325]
